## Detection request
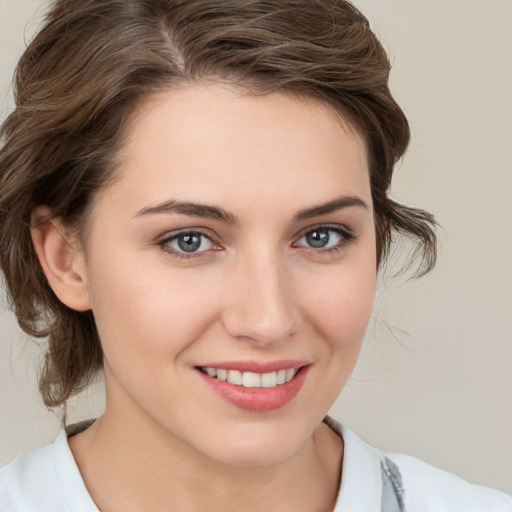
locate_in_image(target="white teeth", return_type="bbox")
[202,367,300,388]
[206,367,217,378]
[261,371,277,388]
[285,368,296,382]
[242,372,261,388]
[227,370,243,385]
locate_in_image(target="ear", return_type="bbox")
[31,206,92,311]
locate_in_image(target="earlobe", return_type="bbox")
[31,206,92,312]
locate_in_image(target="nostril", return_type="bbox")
[221,310,297,346]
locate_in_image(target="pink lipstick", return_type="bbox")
[194,360,310,411]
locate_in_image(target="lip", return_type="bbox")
[195,361,311,412]
[196,359,309,373]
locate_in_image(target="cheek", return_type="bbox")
[304,259,376,405]
[86,253,222,371]
[302,258,376,347]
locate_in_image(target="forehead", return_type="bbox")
[101,84,371,219]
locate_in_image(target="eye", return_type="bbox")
[294,226,354,251]
[159,230,216,255]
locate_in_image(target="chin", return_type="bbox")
[193,421,310,468]
[210,441,299,468]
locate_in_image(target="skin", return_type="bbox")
[33,84,376,511]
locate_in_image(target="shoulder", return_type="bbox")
[0,429,98,512]
[326,417,512,512]
[0,439,63,510]
[386,451,512,512]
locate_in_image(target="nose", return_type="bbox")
[221,251,299,347]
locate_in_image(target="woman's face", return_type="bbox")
[80,84,376,466]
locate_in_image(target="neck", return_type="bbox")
[69,399,343,512]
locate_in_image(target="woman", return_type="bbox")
[0,0,510,510]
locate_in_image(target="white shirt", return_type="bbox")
[1,418,511,511]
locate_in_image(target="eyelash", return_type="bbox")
[157,229,219,260]
[157,225,356,260]
[292,224,356,256]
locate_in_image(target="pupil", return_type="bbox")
[178,234,201,252]
[307,229,329,248]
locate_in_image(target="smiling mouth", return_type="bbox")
[198,366,299,388]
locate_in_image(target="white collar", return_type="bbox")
[326,418,385,512]
[53,428,100,511]
[2,417,386,511]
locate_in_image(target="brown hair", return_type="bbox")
[0,0,436,409]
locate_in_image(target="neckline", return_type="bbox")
[60,416,384,511]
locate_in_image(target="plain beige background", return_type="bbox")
[1,0,511,494]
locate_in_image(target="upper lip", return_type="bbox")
[195,360,310,373]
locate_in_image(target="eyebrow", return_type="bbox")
[135,200,239,224]
[293,195,368,221]
[134,194,367,224]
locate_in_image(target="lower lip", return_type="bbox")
[196,366,310,412]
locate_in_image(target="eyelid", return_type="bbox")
[158,227,216,243]
[157,228,222,259]
[293,223,355,243]
[291,224,356,256]
[155,223,355,260]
